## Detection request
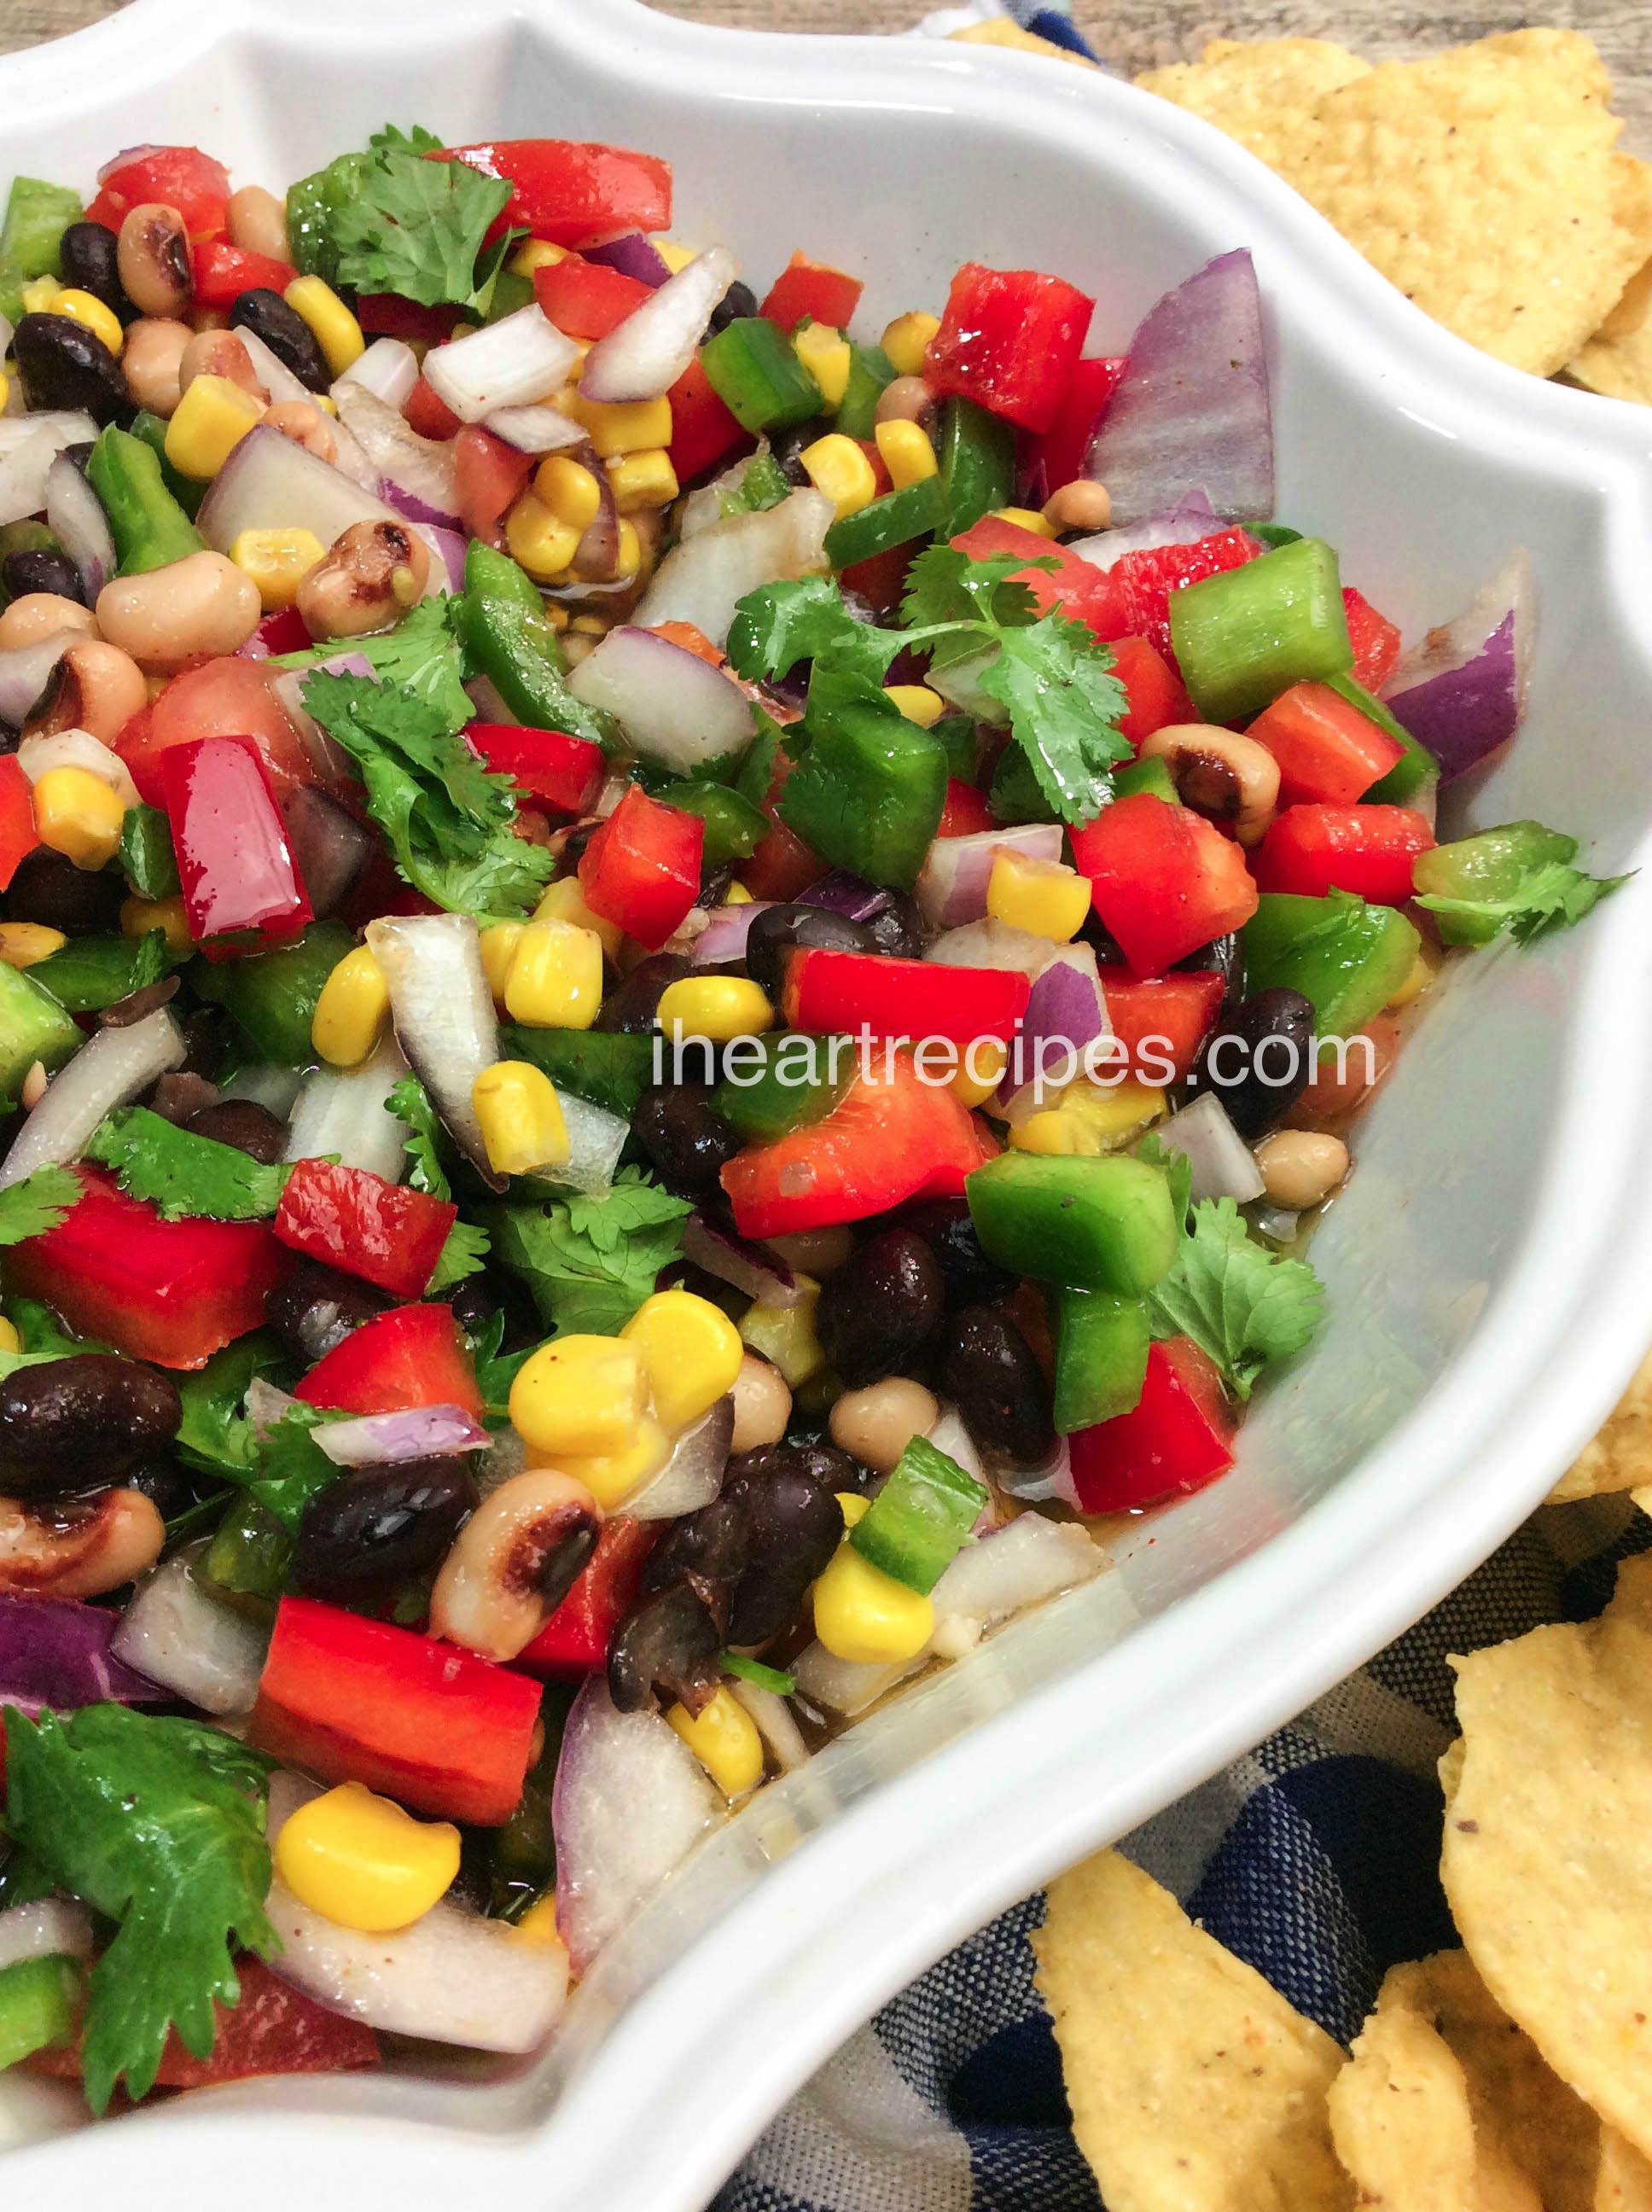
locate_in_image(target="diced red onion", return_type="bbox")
[928,1515,1103,1658]
[44,451,115,599]
[635,488,835,649]
[691,899,774,967]
[925,1403,986,1487]
[270,667,355,783]
[0,411,99,529]
[797,871,891,922]
[0,631,79,729]
[283,1032,411,1184]
[412,522,468,595]
[96,143,165,183]
[926,917,1054,980]
[916,823,1064,929]
[1085,249,1273,527]
[625,1395,735,1520]
[0,1590,166,1717]
[197,424,398,555]
[335,337,420,414]
[466,674,518,725]
[0,1899,94,1972]
[333,382,459,529]
[281,783,373,918]
[367,912,501,1185]
[567,625,755,772]
[422,306,580,424]
[683,1212,801,1307]
[996,943,1108,1120]
[728,1677,807,1772]
[1156,1091,1265,1203]
[1380,551,1532,781]
[584,232,672,288]
[17,728,138,806]
[247,1376,301,1435]
[573,460,620,583]
[483,404,585,454]
[1067,487,1223,573]
[111,1551,268,1716]
[579,246,739,405]
[0,1008,184,1191]
[231,323,314,408]
[315,1404,489,1467]
[552,1676,724,1972]
[926,647,1005,726]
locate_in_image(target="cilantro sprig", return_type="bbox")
[1144,1196,1323,1400]
[84,1107,290,1222]
[487,1167,693,1336]
[0,1163,79,1247]
[327,123,514,311]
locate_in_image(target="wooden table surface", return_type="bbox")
[4,0,1649,154]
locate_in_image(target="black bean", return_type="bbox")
[178,1009,227,1081]
[1184,987,1315,1139]
[896,1198,1018,1308]
[632,1081,742,1194]
[771,420,829,486]
[1,548,85,607]
[816,1228,942,1389]
[939,1306,1053,1465]
[148,1071,218,1125]
[0,1354,182,1499]
[594,952,691,1033]
[640,1493,749,1616]
[724,1453,844,1644]
[3,847,125,934]
[184,1099,288,1163]
[230,288,330,392]
[99,975,179,1027]
[1174,931,1246,1016]
[265,1260,393,1368]
[743,904,880,998]
[295,1458,476,1604]
[448,1266,544,1356]
[57,220,137,321]
[707,281,758,338]
[862,893,926,963]
[13,313,131,425]
[123,1451,202,1520]
[607,1581,724,1715]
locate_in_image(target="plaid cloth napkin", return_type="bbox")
[713,1493,1645,2209]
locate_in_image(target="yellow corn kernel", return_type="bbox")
[655,240,697,274]
[53,288,124,357]
[512,1894,563,1946]
[563,392,673,458]
[228,526,327,611]
[794,321,852,410]
[992,505,1058,538]
[274,1781,460,1935]
[812,1539,934,1665]
[606,446,678,515]
[1064,1076,1164,1140]
[472,1058,570,1179]
[666,1686,765,1799]
[569,614,608,636]
[656,975,773,1045]
[739,1279,824,1388]
[534,453,602,533]
[883,684,944,729]
[612,519,642,581]
[1387,939,1444,1010]
[951,1035,1007,1109]
[724,881,753,905]
[478,920,524,1004]
[799,432,876,522]
[511,1335,647,1458]
[839,1492,870,1528]
[622,1288,745,1433]
[505,492,581,584]
[874,418,939,489]
[1009,1109,1080,1155]
[20,276,61,316]
[0,923,66,969]
[119,895,190,959]
[165,374,264,481]
[283,275,364,375]
[0,372,9,416]
[549,1417,671,1510]
[311,944,389,1068]
[504,917,605,1030]
[32,766,125,870]
[533,875,622,959]
[986,849,1091,942]
[0,1318,20,1357]
[509,239,567,276]
[881,311,940,379]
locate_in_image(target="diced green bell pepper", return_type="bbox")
[0,1953,79,2070]
[0,959,82,1105]
[1248,523,1304,549]
[658,781,768,866]
[119,802,182,901]
[718,451,792,517]
[87,425,206,575]
[189,921,354,1065]
[31,929,172,1016]
[712,1030,854,1144]
[1411,822,1576,946]
[824,474,948,569]
[285,152,375,288]
[1242,891,1420,1038]
[834,342,896,440]
[777,691,948,892]
[988,740,1059,825]
[127,410,206,521]
[936,396,1016,536]
[966,1152,1179,1296]
[930,713,979,785]
[458,541,617,751]
[0,176,83,325]
[849,1433,987,1594]
[1323,672,1437,806]
[1111,754,1180,806]
[197,1499,291,1619]
[500,1026,656,1118]
[1170,537,1352,725]
[700,318,823,434]
[1053,1285,1151,1432]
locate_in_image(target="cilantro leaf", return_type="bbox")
[1137,1132,1193,1229]
[1145,1196,1323,1400]
[1415,860,1628,946]
[899,543,1044,632]
[0,1164,79,1247]
[468,1308,537,1425]
[172,1337,282,1478]
[275,598,474,731]
[977,614,1131,824]
[329,130,512,310]
[428,1217,490,1294]
[246,1406,345,1531]
[387,1074,452,1199]
[1,1703,276,2111]
[369,122,444,155]
[84,1107,290,1222]
[486,1167,692,1337]
[726,573,905,690]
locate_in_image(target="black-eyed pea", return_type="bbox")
[121,316,193,416]
[96,551,263,671]
[179,327,267,404]
[873,374,938,432]
[227,184,291,263]
[263,399,336,463]
[0,593,98,651]
[117,203,192,319]
[295,521,431,640]
[1254,1131,1350,1211]
[428,1469,601,1662]
[0,1487,165,1598]
[730,1353,792,1454]
[1137,724,1282,848]
[22,638,147,747]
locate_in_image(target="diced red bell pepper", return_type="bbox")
[782,947,1029,1047]
[404,375,463,441]
[925,261,1094,434]
[1072,792,1259,977]
[936,779,994,838]
[1246,681,1405,807]
[838,543,916,619]
[453,424,536,549]
[517,1516,660,1678]
[25,1955,378,2090]
[251,1597,540,1826]
[1099,969,1224,1083]
[532,253,653,341]
[1022,354,1126,496]
[128,656,323,806]
[949,515,1119,635]
[1111,635,1195,749]
[356,294,462,347]
[160,734,311,958]
[759,250,864,335]
[85,146,230,239]
[722,1050,992,1238]
[0,755,38,892]
[579,781,704,951]
[294,1302,484,1420]
[1067,1336,1236,1512]
[667,356,747,485]
[466,724,602,816]
[241,604,313,660]
[189,239,295,308]
[437,139,672,248]
[7,1170,290,1370]
[274,1159,457,1301]
[1085,531,1262,659]
[1251,804,1435,904]
[1342,586,1402,693]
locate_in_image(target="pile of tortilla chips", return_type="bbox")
[1034,1546,1652,2209]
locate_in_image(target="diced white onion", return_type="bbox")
[0,1010,185,1191]
[422,306,579,424]
[335,337,420,413]
[16,726,138,806]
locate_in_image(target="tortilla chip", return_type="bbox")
[1032,1850,1352,2211]
[1549,1347,1652,1501]
[1441,1554,1652,2157]
[946,17,1099,67]
[1567,316,1652,406]
[1134,38,1370,164]
[1599,2129,1652,2210]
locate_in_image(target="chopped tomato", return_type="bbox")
[404,374,463,441]
[759,251,864,335]
[124,658,323,806]
[532,253,653,340]
[0,756,38,891]
[1250,804,1435,904]
[950,515,1117,632]
[1284,1013,1402,1132]
[936,779,995,838]
[666,357,747,485]
[453,424,536,550]
[925,263,1095,434]
[1086,531,1262,659]
[1067,1336,1236,1512]
[1099,969,1225,1082]
[357,294,462,347]
[294,1303,484,1420]
[1072,792,1259,976]
[437,138,672,247]
[1342,586,1402,692]
[274,1160,457,1301]
[190,239,295,308]
[1246,681,1405,806]
[85,145,230,238]
[518,1517,660,1677]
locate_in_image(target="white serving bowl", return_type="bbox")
[8,0,1652,2200]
